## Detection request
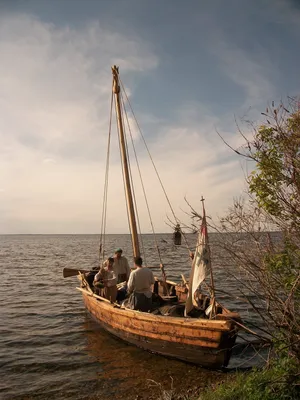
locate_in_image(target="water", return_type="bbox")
[0,234,266,400]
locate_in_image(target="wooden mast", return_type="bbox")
[112,65,140,258]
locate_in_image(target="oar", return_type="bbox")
[131,265,159,270]
[63,267,91,278]
[64,264,159,278]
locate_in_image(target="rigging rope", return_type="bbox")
[120,92,152,265]
[99,87,113,264]
[119,78,192,254]
[100,73,193,272]
[120,90,163,266]
[121,95,147,262]
[113,95,133,252]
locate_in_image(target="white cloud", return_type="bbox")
[43,158,56,164]
[0,12,251,234]
[211,40,275,108]
[0,13,160,233]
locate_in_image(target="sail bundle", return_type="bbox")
[184,205,211,316]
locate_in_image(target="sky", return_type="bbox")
[0,0,299,234]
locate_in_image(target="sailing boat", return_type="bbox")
[64,66,240,368]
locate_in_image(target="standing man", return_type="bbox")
[113,248,131,284]
[126,257,155,312]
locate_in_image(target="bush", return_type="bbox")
[198,357,299,400]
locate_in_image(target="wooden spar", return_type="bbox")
[112,65,140,258]
[63,267,90,277]
[201,196,216,318]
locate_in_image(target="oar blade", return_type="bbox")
[63,268,89,278]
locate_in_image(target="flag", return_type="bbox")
[184,204,211,316]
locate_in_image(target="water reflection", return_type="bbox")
[82,315,226,399]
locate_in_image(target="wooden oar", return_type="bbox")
[63,267,91,278]
[64,264,158,278]
[131,265,158,270]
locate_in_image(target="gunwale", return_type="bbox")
[78,286,238,367]
[77,287,234,330]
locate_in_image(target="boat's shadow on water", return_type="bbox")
[81,314,267,399]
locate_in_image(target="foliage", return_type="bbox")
[198,357,300,400]
[183,98,300,400]
[248,99,300,228]
[184,97,300,400]
[208,98,300,361]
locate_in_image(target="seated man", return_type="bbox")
[94,257,118,303]
[125,256,155,312]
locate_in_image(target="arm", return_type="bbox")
[103,271,117,287]
[150,271,155,286]
[125,257,131,281]
[127,271,134,294]
[94,267,105,282]
[151,275,155,285]
[94,271,101,282]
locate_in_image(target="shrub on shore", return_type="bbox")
[198,356,299,400]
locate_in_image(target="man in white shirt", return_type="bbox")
[126,256,155,312]
[113,248,131,283]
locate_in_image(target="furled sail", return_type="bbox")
[184,204,211,316]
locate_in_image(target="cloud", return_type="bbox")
[0,12,159,233]
[208,39,275,110]
[121,100,247,233]
[0,10,266,234]
[0,13,158,158]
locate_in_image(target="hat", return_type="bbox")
[115,248,123,253]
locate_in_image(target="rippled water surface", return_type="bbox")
[0,234,266,399]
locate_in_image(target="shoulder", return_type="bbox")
[128,268,136,279]
[146,268,155,280]
[139,267,154,277]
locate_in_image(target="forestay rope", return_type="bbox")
[119,78,192,254]
[120,91,155,267]
[99,75,192,269]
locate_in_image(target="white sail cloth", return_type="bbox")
[184,212,211,316]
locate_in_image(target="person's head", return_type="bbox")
[134,256,143,267]
[107,257,114,269]
[115,248,123,259]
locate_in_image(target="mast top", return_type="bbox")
[112,65,120,94]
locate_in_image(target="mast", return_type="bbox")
[112,65,140,258]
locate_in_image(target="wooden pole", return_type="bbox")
[201,196,216,318]
[63,267,90,278]
[112,66,140,258]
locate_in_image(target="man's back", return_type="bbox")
[128,267,154,296]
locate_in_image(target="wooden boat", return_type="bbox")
[66,66,241,368]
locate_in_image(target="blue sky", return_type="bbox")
[0,0,299,233]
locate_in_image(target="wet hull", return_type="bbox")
[79,288,238,368]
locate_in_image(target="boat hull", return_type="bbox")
[80,289,238,368]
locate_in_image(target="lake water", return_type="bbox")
[0,234,266,400]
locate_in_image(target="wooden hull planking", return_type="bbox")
[79,288,238,368]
